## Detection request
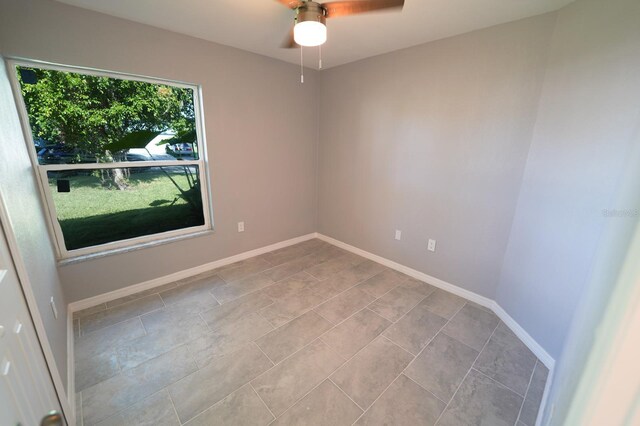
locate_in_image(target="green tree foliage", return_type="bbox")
[17,66,195,161]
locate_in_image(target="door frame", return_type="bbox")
[562,219,640,425]
[0,188,75,425]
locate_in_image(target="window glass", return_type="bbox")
[13,63,210,257]
[47,166,205,250]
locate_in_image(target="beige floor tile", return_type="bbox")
[106,282,178,308]
[80,295,164,334]
[94,413,122,426]
[212,273,274,303]
[75,242,546,425]
[159,276,225,306]
[437,369,523,426]
[305,254,364,281]
[75,349,119,393]
[519,361,549,426]
[404,333,478,401]
[314,287,375,324]
[188,313,274,367]
[264,252,329,282]
[95,390,180,426]
[266,239,320,256]
[184,385,274,426]
[255,311,333,363]
[383,300,448,354]
[309,266,369,300]
[263,271,318,299]
[421,289,466,319]
[252,340,344,416]
[77,317,146,355]
[401,277,437,297]
[465,300,496,314]
[347,260,387,283]
[169,344,272,423]
[259,287,329,328]
[75,318,146,391]
[367,286,425,322]
[272,380,362,426]
[216,257,273,282]
[259,239,328,267]
[356,269,409,298]
[162,292,221,317]
[258,245,306,268]
[82,345,196,425]
[321,309,391,359]
[442,303,499,351]
[474,322,537,396]
[331,337,413,409]
[200,291,273,330]
[141,302,211,336]
[117,313,209,370]
[355,374,445,426]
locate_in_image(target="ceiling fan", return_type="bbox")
[277,0,405,48]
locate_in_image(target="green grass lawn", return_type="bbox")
[49,169,204,250]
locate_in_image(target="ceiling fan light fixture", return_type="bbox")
[293,2,327,47]
[294,20,327,46]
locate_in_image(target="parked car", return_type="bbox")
[166,142,194,158]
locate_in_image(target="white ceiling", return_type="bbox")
[55,0,573,69]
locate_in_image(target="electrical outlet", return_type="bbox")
[237,221,245,232]
[395,230,402,240]
[50,297,58,319]
[427,239,437,252]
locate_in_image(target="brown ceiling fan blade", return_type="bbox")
[322,0,404,18]
[275,0,304,9]
[281,26,299,48]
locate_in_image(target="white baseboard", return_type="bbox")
[68,233,317,313]
[536,362,555,426]
[66,311,75,423]
[316,234,495,309]
[490,302,555,370]
[316,233,555,371]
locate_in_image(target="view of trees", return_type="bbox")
[18,66,195,160]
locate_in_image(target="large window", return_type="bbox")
[10,61,212,259]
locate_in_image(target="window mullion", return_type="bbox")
[40,160,201,171]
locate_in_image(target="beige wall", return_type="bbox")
[496,0,640,422]
[317,13,557,298]
[0,62,68,386]
[496,0,640,360]
[0,0,320,301]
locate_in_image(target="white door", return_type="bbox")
[0,223,63,426]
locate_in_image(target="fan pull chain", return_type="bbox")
[300,46,304,83]
[319,45,323,69]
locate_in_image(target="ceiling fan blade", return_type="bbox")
[281,26,298,48]
[275,0,304,9]
[322,0,404,18]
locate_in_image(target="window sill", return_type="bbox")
[57,229,215,266]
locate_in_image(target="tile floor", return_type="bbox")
[73,239,549,426]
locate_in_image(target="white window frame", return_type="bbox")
[6,58,214,261]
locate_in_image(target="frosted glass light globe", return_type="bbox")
[294,21,327,47]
